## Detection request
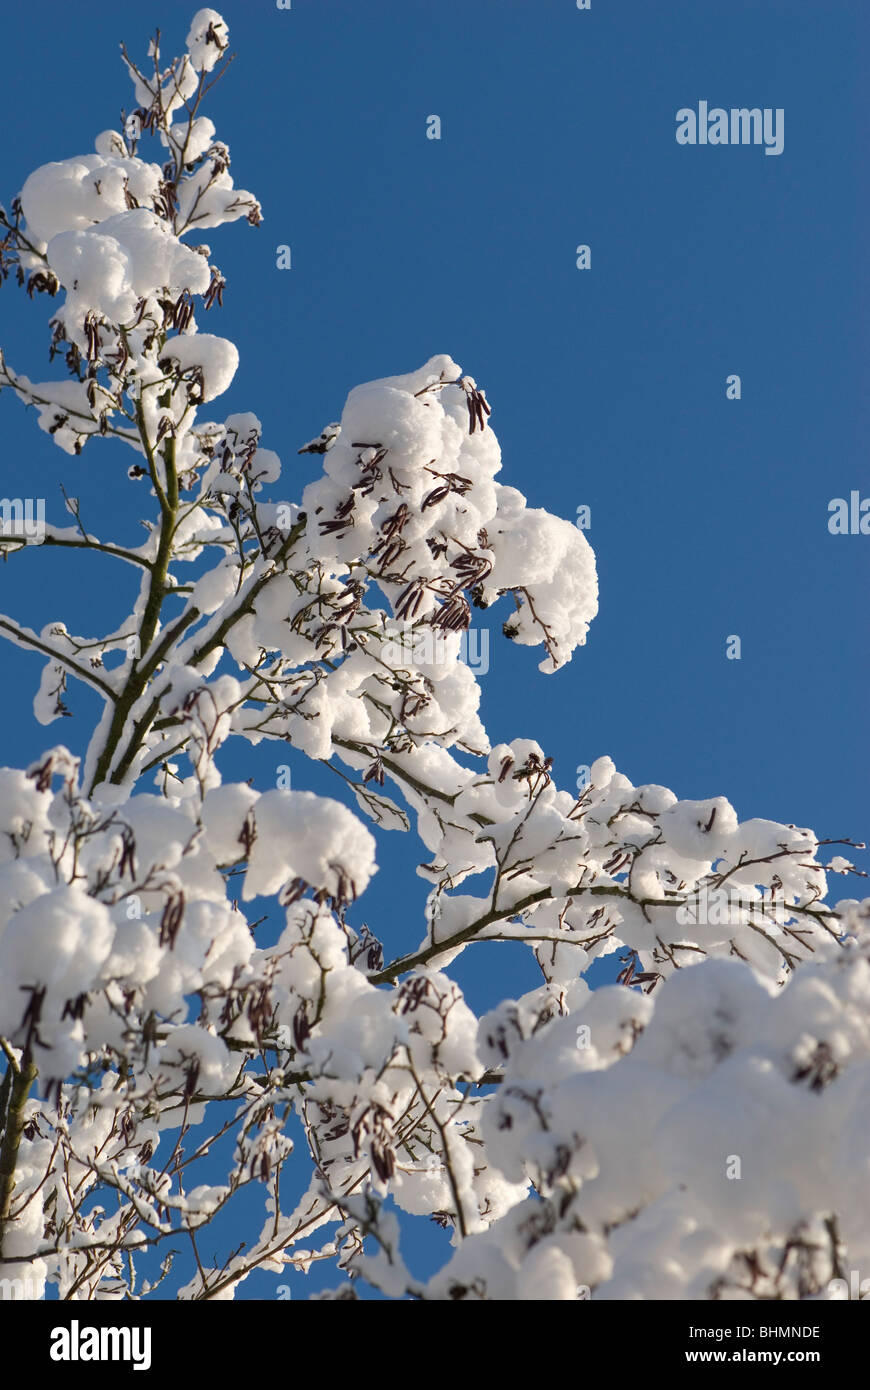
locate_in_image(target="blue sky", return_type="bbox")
[0,0,866,1297]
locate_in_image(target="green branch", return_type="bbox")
[102,519,308,789]
[0,1047,38,1257]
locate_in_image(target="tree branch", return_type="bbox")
[0,616,117,701]
[0,1050,37,1257]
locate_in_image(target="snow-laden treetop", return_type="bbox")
[0,10,866,1302]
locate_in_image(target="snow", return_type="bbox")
[19,153,163,247]
[186,9,229,72]
[158,333,239,402]
[301,355,597,672]
[47,210,210,334]
[243,789,377,902]
[0,886,115,1065]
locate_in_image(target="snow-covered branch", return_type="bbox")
[0,8,864,1305]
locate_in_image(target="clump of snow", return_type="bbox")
[244,789,377,902]
[47,209,210,339]
[186,9,229,72]
[158,333,239,402]
[19,154,163,247]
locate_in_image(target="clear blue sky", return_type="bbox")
[0,0,865,1298]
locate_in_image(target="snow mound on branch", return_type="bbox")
[47,209,210,331]
[201,783,258,863]
[19,153,163,247]
[427,937,870,1300]
[187,9,229,72]
[489,507,597,673]
[656,796,739,860]
[244,789,377,902]
[302,355,598,671]
[159,332,239,402]
[0,885,115,1033]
